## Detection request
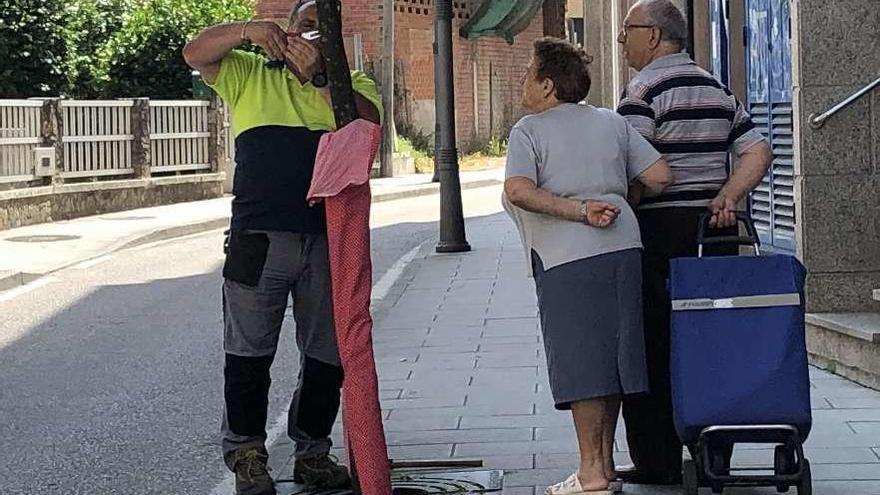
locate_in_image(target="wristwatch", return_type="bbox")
[311,71,328,88]
[579,201,590,225]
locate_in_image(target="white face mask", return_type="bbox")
[301,30,321,41]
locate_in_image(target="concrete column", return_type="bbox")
[40,98,64,185]
[792,0,880,312]
[131,98,151,179]
[208,96,222,174]
[584,0,621,110]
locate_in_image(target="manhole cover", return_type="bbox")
[280,470,503,495]
[101,215,156,221]
[5,235,81,243]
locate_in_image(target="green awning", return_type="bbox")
[459,0,544,44]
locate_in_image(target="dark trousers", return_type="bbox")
[221,231,344,470]
[622,207,737,477]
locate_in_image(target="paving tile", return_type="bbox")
[732,447,880,466]
[534,426,576,441]
[387,428,532,446]
[458,454,535,470]
[476,353,542,368]
[460,414,572,430]
[503,468,572,487]
[500,485,535,495]
[412,353,477,370]
[383,414,461,432]
[812,408,880,424]
[399,386,470,400]
[453,439,580,457]
[848,421,880,436]
[827,398,880,409]
[381,395,467,410]
[387,443,454,459]
[465,389,541,407]
[811,463,880,480]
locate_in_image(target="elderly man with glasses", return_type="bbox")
[614,0,772,486]
[184,1,381,494]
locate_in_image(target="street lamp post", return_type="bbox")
[433,0,471,254]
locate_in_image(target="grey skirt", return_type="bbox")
[532,248,648,410]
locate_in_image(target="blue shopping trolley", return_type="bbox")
[669,213,813,495]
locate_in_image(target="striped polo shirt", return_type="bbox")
[617,53,766,209]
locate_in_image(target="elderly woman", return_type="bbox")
[503,38,672,495]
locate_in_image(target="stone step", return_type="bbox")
[807,313,880,344]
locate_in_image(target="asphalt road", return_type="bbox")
[0,186,505,495]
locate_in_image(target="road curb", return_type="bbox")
[0,177,503,294]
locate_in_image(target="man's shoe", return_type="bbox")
[293,453,351,489]
[233,448,276,495]
[615,465,682,485]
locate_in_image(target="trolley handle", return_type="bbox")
[697,211,760,257]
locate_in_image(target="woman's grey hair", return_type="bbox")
[638,0,688,48]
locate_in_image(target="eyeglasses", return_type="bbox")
[618,24,657,43]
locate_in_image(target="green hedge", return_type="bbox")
[0,0,253,99]
[96,0,254,99]
[0,0,69,97]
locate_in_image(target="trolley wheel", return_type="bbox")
[775,445,796,475]
[797,460,812,495]
[711,448,731,476]
[683,459,700,495]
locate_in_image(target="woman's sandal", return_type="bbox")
[544,473,615,495]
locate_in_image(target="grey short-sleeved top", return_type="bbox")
[503,103,662,277]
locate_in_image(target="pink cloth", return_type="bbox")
[308,119,382,201]
[308,119,391,495]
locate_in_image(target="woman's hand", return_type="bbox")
[582,200,620,228]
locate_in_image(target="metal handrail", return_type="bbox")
[809,77,880,129]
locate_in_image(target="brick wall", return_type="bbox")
[255,0,544,152]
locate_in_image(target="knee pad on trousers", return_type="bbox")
[225,353,274,437]
[295,355,344,439]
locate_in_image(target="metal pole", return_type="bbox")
[316,0,358,127]
[314,3,361,492]
[379,0,396,177]
[433,0,470,253]
[686,0,695,59]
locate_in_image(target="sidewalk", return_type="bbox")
[0,169,503,292]
[281,212,880,494]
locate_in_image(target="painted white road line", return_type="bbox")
[209,241,426,495]
[71,255,114,270]
[0,277,57,304]
[372,244,422,302]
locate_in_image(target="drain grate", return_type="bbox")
[279,470,503,495]
[5,235,81,243]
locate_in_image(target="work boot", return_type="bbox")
[293,453,351,488]
[232,447,276,495]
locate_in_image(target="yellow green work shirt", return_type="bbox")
[208,50,383,137]
[207,50,382,234]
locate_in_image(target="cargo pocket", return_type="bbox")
[222,231,270,287]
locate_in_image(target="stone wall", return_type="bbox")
[792,0,880,313]
[0,175,224,231]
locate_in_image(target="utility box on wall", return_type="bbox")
[34,147,56,177]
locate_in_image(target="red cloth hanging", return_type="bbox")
[308,119,391,495]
